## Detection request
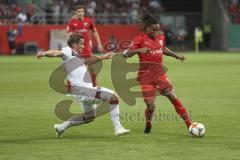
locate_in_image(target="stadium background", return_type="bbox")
[1,0,240,160]
[1,0,240,54]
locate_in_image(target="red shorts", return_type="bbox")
[139,74,173,101]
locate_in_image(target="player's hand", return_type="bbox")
[36,52,45,59]
[103,52,117,59]
[176,54,186,62]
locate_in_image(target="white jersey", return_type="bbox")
[61,47,114,107]
[61,47,92,87]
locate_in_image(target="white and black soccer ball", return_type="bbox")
[189,122,205,137]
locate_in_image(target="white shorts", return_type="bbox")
[70,85,114,112]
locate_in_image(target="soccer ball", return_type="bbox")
[189,122,205,137]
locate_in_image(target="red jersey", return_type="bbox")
[67,17,95,57]
[129,33,166,82]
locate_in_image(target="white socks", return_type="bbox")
[59,115,85,131]
[58,104,122,132]
[109,104,122,130]
[59,121,72,131]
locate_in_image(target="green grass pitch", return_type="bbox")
[0,52,240,160]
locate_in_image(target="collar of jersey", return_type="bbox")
[71,49,82,58]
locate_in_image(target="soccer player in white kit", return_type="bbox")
[36,34,130,137]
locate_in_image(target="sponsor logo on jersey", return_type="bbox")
[149,49,163,54]
[159,40,163,46]
[144,42,153,47]
[80,28,88,33]
[83,22,88,27]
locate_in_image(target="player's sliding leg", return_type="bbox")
[54,86,98,137]
[144,99,155,134]
[165,91,192,128]
[54,103,95,137]
[54,114,94,137]
[54,86,130,137]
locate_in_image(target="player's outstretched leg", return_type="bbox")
[54,108,95,137]
[165,91,192,129]
[54,86,130,137]
[144,100,155,134]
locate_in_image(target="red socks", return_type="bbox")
[170,98,192,128]
[144,98,191,129]
[91,74,97,87]
[145,108,154,127]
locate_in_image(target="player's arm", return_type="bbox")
[36,50,63,59]
[90,18,103,52]
[163,47,186,62]
[92,28,103,52]
[85,52,116,65]
[122,47,149,58]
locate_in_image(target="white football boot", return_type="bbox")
[115,127,130,136]
[54,124,65,137]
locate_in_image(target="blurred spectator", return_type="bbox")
[26,0,36,22]
[228,0,240,23]
[86,0,97,17]
[0,2,17,24]
[203,21,212,49]
[130,3,139,23]
[164,27,174,46]
[229,0,238,14]
[194,27,203,52]
[0,0,167,25]
[40,3,54,24]
[175,26,187,50]
[16,10,27,23]
[149,0,164,13]
[52,1,60,24]
[14,2,21,13]
[59,0,69,24]
[7,27,18,54]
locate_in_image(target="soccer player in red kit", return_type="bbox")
[122,14,192,134]
[67,5,102,87]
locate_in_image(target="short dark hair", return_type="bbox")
[140,14,159,30]
[67,34,83,47]
[75,5,84,11]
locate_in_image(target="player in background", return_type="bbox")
[36,34,130,137]
[122,14,192,134]
[67,5,102,87]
